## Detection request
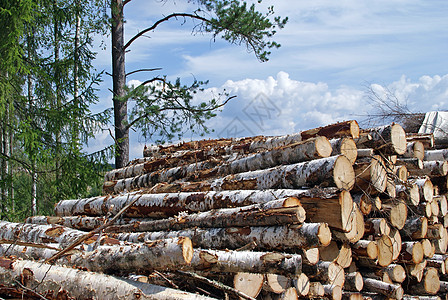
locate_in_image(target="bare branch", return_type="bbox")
[124,13,209,50]
[126,68,162,77]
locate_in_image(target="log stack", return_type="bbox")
[1,120,448,300]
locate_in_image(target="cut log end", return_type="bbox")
[333,155,356,190]
[316,136,333,158]
[317,223,332,247]
[293,273,310,297]
[340,138,358,164]
[181,237,194,264]
[391,123,407,155]
[234,272,264,299]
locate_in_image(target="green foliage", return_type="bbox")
[0,0,111,221]
[197,0,288,62]
[120,0,287,146]
[127,78,226,143]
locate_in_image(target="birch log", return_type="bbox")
[330,137,358,164]
[363,278,404,299]
[104,199,306,233]
[293,273,310,297]
[352,155,387,194]
[0,221,96,247]
[0,237,193,273]
[362,123,407,155]
[403,141,425,160]
[351,240,378,259]
[233,272,264,299]
[425,149,448,161]
[399,241,424,264]
[104,155,356,194]
[115,223,332,250]
[302,261,345,287]
[400,216,428,240]
[407,267,440,295]
[189,249,302,275]
[297,189,353,232]
[396,183,420,206]
[0,257,215,300]
[54,188,339,218]
[343,272,364,292]
[414,177,434,203]
[407,133,435,149]
[413,160,448,177]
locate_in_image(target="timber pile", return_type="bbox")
[2,120,448,300]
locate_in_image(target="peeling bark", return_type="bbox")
[0,257,215,299]
[54,188,339,218]
[104,154,355,194]
[0,237,193,273]
[37,198,307,232]
[189,249,302,275]
[115,223,332,251]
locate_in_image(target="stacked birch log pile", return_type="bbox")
[1,120,448,300]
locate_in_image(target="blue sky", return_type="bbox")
[90,0,448,160]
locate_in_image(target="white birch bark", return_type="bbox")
[115,223,332,250]
[0,237,193,273]
[32,199,306,232]
[188,249,302,275]
[55,188,343,218]
[424,148,448,161]
[104,154,355,194]
[361,123,407,155]
[0,257,215,300]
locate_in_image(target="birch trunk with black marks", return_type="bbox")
[403,141,425,160]
[329,137,358,164]
[54,189,336,218]
[343,272,364,292]
[361,123,407,155]
[363,278,404,299]
[115,223,332,251]
[0,257,214,300]
[104,154,355,194]
[302,261,345,287]
[46,199,306,232]
[190,249,302,275]
[0,237,193,273]
[352,155,387,194]
[424,148,448,161]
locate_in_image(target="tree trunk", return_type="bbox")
[104,154,355,194]
[0,257,214,300]
[361,123,407,155]
[414,177,434,203]
[424,149,448,161]
[0,220,92,247]
[343,272,364,292]
[352,155,387,194]
[330,137,358,164]
[302,261,345,287]
[39,199,306,232]
[351,240,378,260]
[407,267,440,295]
[411,160,448,177]
[298,190,353,232]
[111,0,128,168]
[115,223,332,251]
[308,282,325,297]
[110,137,333,182]
[190,249,302,275]
[363,278,404,299]
[293,273,310,297]
[323,284,342,300]
[398,241,424,264]
[55,188,337,218]
[0,237,193,273]
[262,274,289,294]
[400,216,428,240]
[403,141,425,160]
[233,272,264,299]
